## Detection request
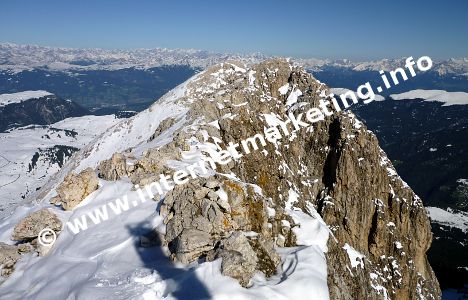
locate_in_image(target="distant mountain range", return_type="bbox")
[1,43,467,114]
[0,43,266,72]
[300,57,468,77]
[1,43,467,77]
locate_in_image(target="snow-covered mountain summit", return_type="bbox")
[0,59,440,299]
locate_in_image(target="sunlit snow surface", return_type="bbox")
[390,89,468,106]
[426,207,468,233]
[0,180,329,299]
[0,90,53,107]
[0,115,120,215]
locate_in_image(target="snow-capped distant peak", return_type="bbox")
[389,89,468,106]
[0,90,53,107]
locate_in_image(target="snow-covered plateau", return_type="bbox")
[0,91,53,107]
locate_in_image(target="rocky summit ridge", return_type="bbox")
[0,59,441,299]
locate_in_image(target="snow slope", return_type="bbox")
[0,91,53,107]
[0,115,119,216]
[0,179,329,299]
[390,90,468,106]
[426,207,468,233]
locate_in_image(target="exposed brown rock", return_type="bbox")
[160,174,292,286]
[152,59,440,297]
[0,243,21,277]
[11,208,62,241]
[219,232,258,287]
[98,153,127,180]
[128,143,182,187]
[50,167,99,210]
[149,117,177,141]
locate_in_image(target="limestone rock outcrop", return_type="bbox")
[50,167,99,210]
[218,232,259,287]
[98,153,127,181]
[160,176,287,286]
[1,209,59,276]
[0,243,21,277]
[0,242,34,277]
[149,59,441,297]
[11,208,62,241]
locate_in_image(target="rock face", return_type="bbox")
[50,167,99,210]
[144,60,440,297]
[128,144,182,187]
[11,208,62,241]
[1,243,33,269]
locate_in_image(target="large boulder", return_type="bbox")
[219,232,258,287]
[98,153,127,181]
[0,243,33,277]
[50,167,99,210]
[11,208,62,241]
[161,176,287,286]
[170,229,214,263]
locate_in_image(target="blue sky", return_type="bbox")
[1,0,467,60]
